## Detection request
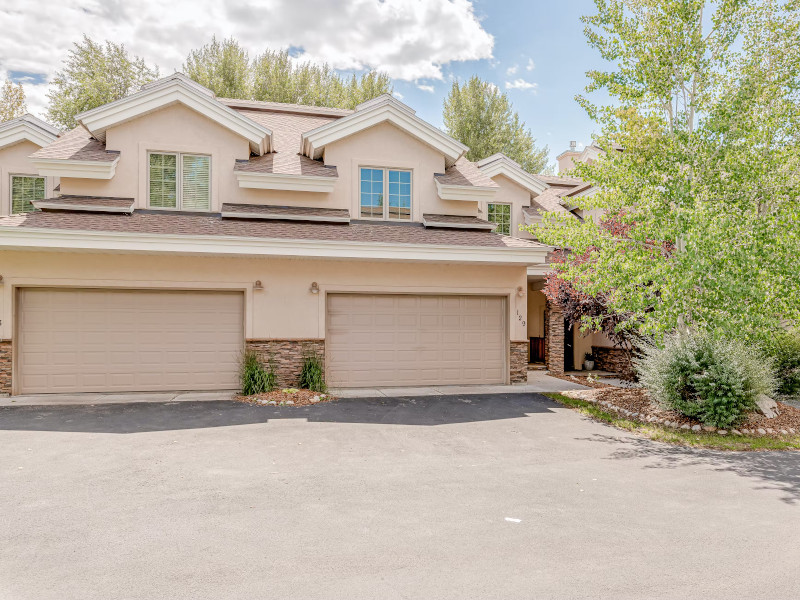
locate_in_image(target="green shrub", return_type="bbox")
[762,330,800,399]
[240,350,277,395]
[635,331,776,428]
[298,351,326,393]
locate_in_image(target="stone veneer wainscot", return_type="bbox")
[0,340,11,395]
[246,339,325,389]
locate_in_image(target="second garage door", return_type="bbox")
[17,288,244,394]
[326,294,507,387]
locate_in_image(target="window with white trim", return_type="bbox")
[359,167,411,220]
[148,152,210,211]
[487,203,511,235]
[10,175,45,214]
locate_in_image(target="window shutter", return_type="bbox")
[181,155,211,211]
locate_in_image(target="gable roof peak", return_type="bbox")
[74,71,272,154]
[0,113,60,150]
[355,94,416,116]
[475,152,549,195]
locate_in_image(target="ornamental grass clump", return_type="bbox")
[240,350,277,395]
[298,351,326,393]
[635,331,776,429]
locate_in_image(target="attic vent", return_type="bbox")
[569,140,577,152]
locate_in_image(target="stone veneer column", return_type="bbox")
[544,303,565,374]
[245,339,325,389]
[0,340,11,396]
[509,341,528,384]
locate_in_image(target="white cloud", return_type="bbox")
[486,82,499,93]
[392,91,404,99]
[505,78,538,92]
[526,58,535,71]
[417,84,435,93]
[0,0,494,118]
[506,64,518,76]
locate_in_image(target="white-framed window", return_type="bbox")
[359,167,411,220]
[10,174,45,214]
[148,152,211,211]
[487,203,511,235]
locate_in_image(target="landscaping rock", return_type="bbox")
[681,424,691,430]
[756,394,779,419]
[718,430,727,435]
[285,400,294,405]
[758,428,767,435]
[703,426,717,432]
[691,425,701,432]
[732,429,742,436]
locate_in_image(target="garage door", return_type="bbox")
[17,288,243,394]
[326,294,506,387]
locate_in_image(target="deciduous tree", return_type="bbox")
[534,0,800,345]
[0,78,26,122]
[443,76,549,172]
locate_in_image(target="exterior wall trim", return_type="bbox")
[32,156,119,179]
[234,171,338,192]
[434,179,498,201]
[0,227,550,265]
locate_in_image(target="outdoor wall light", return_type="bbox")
[310,282,320,294]
[0,275,4,286]
[253,280,264,291]
[517,286,524,297]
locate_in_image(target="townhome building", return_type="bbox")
[0,74,614,395]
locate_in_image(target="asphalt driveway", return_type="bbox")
[1,393,799,600]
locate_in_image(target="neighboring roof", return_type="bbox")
[232,109,341,178]
[301,94,468,168]
[220,98,353,118]
[422,213,496,231]
[75,73,272,155]
[435,158,498,188]
[0,210,545,250]
[535,174,585,187]
[32,195,135,214]
[0,114,60,150]
[221,203,350,223]
[475,153,549,195]
[30,127,118,162]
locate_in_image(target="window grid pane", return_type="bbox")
[360,167,384,218]
[387,169,411,220]
[11,175,45,214]
[149,153,177,208]
[488,203,511,235]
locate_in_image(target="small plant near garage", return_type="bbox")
[298,351,327,393]
[240,350,277,395]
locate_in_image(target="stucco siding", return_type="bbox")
[0,140,57,217]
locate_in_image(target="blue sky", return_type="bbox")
[0,0,606,169]
[396,0,606,166]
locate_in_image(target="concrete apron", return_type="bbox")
[0,373,589,406]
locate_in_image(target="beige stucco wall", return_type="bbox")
[0,140,57,217]
[59,106,478,219]
[60,104,252,211]
[323,120,476,219]
[0,250,529,345]
[480,173,536,239]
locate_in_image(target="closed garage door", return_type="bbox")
[326,294,506,387]
[17,288,243,394]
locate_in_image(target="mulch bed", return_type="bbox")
[235,388,335,407]
[563,387,800,436]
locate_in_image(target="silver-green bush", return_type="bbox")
[635,331,776,428]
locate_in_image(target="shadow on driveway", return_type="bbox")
[0,393,559,434]
[580,432,800,505]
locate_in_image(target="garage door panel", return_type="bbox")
[327,294,506,387]
[17,289,244,394]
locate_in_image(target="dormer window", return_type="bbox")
[487,203,511,235]
[10,175,45,214]
[359,167,411,220]
[148,152,211,211]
